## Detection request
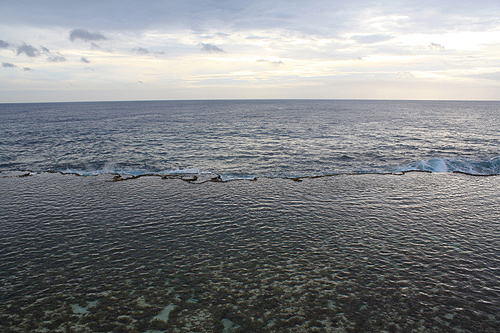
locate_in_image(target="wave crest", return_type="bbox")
[397,157,500,176]
[3,157,500,180]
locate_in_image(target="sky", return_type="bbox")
[1,0,500,102]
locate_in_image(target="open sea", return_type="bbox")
[1,99,500,332]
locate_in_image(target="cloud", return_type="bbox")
[397,71,414,78]
[202,32,231,39]
[429,42,445,50]
[468,71,500,81]
[246,35,267,40]
[69,29,108,42]
[2,1,500,102]
[47,54,66,62]
[257,59,284,65]
[16,43,40,57]
[199,43,225,53]
[23,67,33,71]
[132,47,165,56]
[1,1,499,38]
[0,40,11,49]
[2,62,16,68]
[132,47,150,55]
[352,34,394,44]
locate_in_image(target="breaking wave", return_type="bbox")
[396,157,500,176]
[2,157,500,182]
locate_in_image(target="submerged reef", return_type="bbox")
[1,172,499,331]
[1,243,495,332]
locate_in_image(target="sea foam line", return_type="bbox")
[396,157,500,176]
[2,157,499,181]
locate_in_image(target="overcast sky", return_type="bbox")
[1,0,500,102]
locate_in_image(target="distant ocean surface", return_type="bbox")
[1,99,499,178]
[1,100,500,332]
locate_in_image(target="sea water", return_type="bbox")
[1,100,499,332]
[1,99,499,178]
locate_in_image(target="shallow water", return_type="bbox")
[1,173,499,332]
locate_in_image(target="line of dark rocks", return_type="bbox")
[1,169,497,183]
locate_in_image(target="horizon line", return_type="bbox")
[2,97,499,105]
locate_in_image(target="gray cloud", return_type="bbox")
[2,62,16,68]
[0,1,352,33]
[132,47,165,56]
[203,32,231,39]
[132,47,150,55]
[429,42,445,50]
[2,1,500,38]
[41,46,50,53]
[0,40,11,49]
[16,43,40,57]
[23,67,33,71]
[257,59,284,65]
[353,34,394,44]
[47,54,66,62]
[80,57,90,63]
[199,43,225,53]
[69,29,108,42]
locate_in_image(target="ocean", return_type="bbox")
[1,100,499,332]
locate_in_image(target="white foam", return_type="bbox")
[161,168,212,175]
[220,174,257,181]
[397,157,500,175]
[427,158,448,173]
